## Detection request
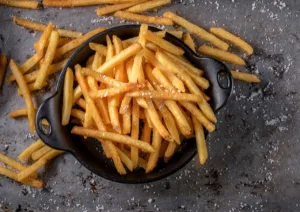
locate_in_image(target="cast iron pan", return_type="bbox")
[35,25,233,183]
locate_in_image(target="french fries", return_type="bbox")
[97,1,147,16]
[192,117,208,164]
[198,45,246,66]
[0,0,39,9]
[210,27,254,55]
[126,0,171,13]
[114,11,173,26]
[183,33,196,52]
[0,54,7,89]
[163,11,229,51]
[13,16,83,38]
[9,60,36,132]
[231,70,261,83]
[62,68,74,125]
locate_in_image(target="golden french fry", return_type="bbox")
[122,109,131,135]
[183,33,196,52]
[126,90,203,103]
[83,101,94,130]
[18,139,45,162]
[71,109,85,122]
[164,142,177,158]
[18,81,48,95]
[163,11,229,50]
[57,38,73,47]
[119,96,132,114]
[72,85,83,104]
[198,45,246,66]
[192,116,208,165]
[144,30,184,56]
[138,24,148,48]
[21,51,44,75]
[95,96,111,124]
[130,52,143,83]
[6,58,68,83]
[180,107,194,136]
[115,146,133,171]
[76,98,86,110]
[131,98,140,168]
[187,70,209,89]
[31,145,52,161]
[106,35,114,62]
[55,28,106,59]
[210,27,253,55]
[13,16,83,38]
[0,166,43,188]
[0,153,37,178]
[62,68,74,125]
[0,0,39,9]
[180,102,215,132]
[86,55,95,69]
[97,1,147,16]
[18,149,62,181]
[152,67,175,91]
[43,0,138,7]
[34,31,59,89]
[71,126,155,153]
[167,30,183,39]
[164,71,186,92]
[127,0,170,13]
[231,70,260,83]
[114,11,173,26]
[9,60,35,132]
[35,22,54,52]
[96,43,142,75]
[0,54,7,89]
[146,128,162,173]
[9,108,28,118]
[89,43,107,56]
[144,109,153,128]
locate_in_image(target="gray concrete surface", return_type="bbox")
[0,0,300,211]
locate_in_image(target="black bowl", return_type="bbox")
[35,25,232,183]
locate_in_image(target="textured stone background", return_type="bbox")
[0,0,300,211]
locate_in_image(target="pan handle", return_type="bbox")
[35,93,70,151]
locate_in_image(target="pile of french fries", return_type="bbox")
[0,2,261,188]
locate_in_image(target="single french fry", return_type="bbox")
[138,24,148,48]
[17,149,62,181]
[71,126,155,153]
[13,16,83,38]
[164,142,177,158]
[119,96,132,114]
[167,30,183,39]
[18,139,45,162]
[164,71,185,92]
[152,67,175,91]
[62,68,74,125]
[192,116,208,164]
[6,58,68,83]
[115,146,133,171]
[0,54,8,89]
[179,106,194,136]
[183,33,196,52]
[127,0,170,13]
[0,153,37,178]
[0,166,43,188]
[198,45,246,65]
[144,109,153,128]
[76,98,86,110]
[89,43,107,56]
[9,108,28,118]
[21,51,44,75]
[131,98,139,168]
[230,70,260,83]
[180,102,215,132]
[71,109,85,122]
[43,0,138,7]
[141,121,151,144]
[130,52,143,83]
[31,146,52,161]
[95,43,142,75]
[146,128,162,173]
[114,11,173,26]
[163,11,229,50]
[0,0,39,9]
[210,27,253,55]
[9,60,35,132]
[144,31,184,56]
[34,31,59,89]
[159,140,169,158]
[122,109,131,135]
[126,90,202,103]
[97,1,147,16]
[34,22,54,52]
[92,52,103,71]
[95,96,111,124]
[55,28,106,59]
[83,102,94,129]
[86,55,95,69]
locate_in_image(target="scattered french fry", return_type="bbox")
[97,1,147,16]
[34,22,54,52]
[231,70,260,83]
[210,27,254,55]
[43,0,139,7]
[18,139,45,162]
[163,11,229,50]
[126,0,171,13]
[0,54,7,89]
[198,45,246,66]
[13,16,83,38]
[114,11,173,26]
[9,108,28,118]
[0,0,39,9]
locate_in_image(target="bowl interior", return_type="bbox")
[52,25,198,183]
